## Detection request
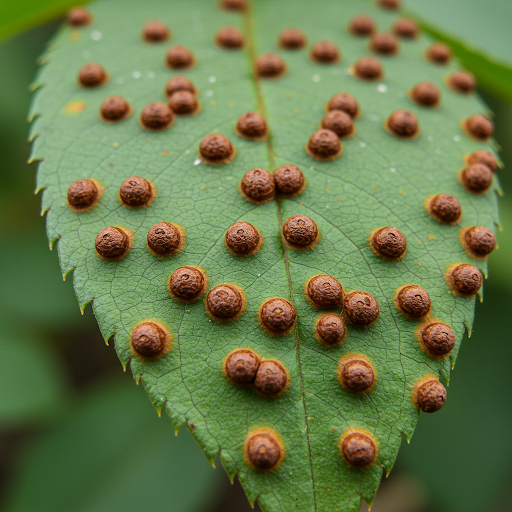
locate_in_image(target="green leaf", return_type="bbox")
[4,378,222,512]
[29,0,501,510]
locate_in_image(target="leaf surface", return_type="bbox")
[29,0,501,510]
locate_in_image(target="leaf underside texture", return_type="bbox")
[29,0,501,510]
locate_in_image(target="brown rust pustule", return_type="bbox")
[165,76,196,96]
[311,40,340,64]
[140,102,174,130]
[427,194,462,224]
[353,56,383,80]
[466,150,498,172]
[410,81,440,107]
[119,176,154,207]
[340,431,378,468]
[95,227,130,260]
[448,263,483,296]
[235,111,268,140]
[67,179,100,210]
[426,42,452,64]
[326,93,359,118]
[463,226,496,257]
[131,321,170,358]
[370,226,407,259]
[306,129,342,160]
[278,28,306,49]
[273,165,305,196]
[464,114,494,141]
[255,53,286,79]
[206,284,244,321]
[67,7,91,26]
[100,96,131,122]
[395,285,431,319]
[168,266,207,302]
[393,18,419,38]
[370,33,398,55]
[338,355,375,393]
[216,26,244,49]
[225,222,262,256]
[166,45,195,69]
[221,0,246,11]
[283,214,319,249]
[245,430,283,471]
[419,321,455,356]
[142,21,170,42]
[321,110,354,138]
[224,348,261,385]
[259,297,296,335]
[240,168,275,203]
[460,164,493,193]
[316,313,346,347]
[344,291,379,326]
[377,0,401,10]
[147,222,182,256]
[78,63,107,88]
[348,15,375,36]
[254,359,289,397]
[168,91,199,115]
[447,71,476,94]
[385,109,419,138]
[416,378,447,413]
[306,274,344,308]
[199,134,235,164]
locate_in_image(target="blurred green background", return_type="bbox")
[0,3,511,512]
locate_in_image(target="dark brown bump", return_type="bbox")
[426,43,452,65]
[166,45,195,69]
[396,285,431,319]
[100,96,131,122]
[417,379,446,413]
[327,93,359,119]
[78,63,107,88]
[256,53,286,79]
[206,284,244,320]
[321,110,354,138]
[464,226,496,257]
[235,111,268,140]
[420,322,455,356]
[448,71,476,94]
[338,357,375,393]
[353,56,383,80]
[142,21,170,42]
[428,194,462,224]
[140,102,174,130]
[316,314,346,347]
[370,33,399,55]
[67,7,91,27]
[165,75,196,96]
[467,150,498,172]
[460,164,493,193]
[119,176,154,207]
[306,274,344,308]
[95,227,130,260]
[393,18,419,38]
[348,15,375,36]
[199,134,235,164]
[311,40,340,64]
[464,114,494,141]
[340,431,377,468]
[448,263,483,296]
[131,322,168,358]
[216,26,244,49]
[377,0,401,10]
[147,222,182,256]
[240,168,275,203]
[67,179,99,209]
[168,266,206,302]
[306,129,342,160]
[283,214,319,249]
[370,226,407,260]
[221,0,246,11]
[386,109,419,138]
[273,165,305,196]
[411,81,440,107]
[224,349,261,385]
[168,91,199,115]
[344,291,379,326]
[225,222,262,256]
[278,28,306,49]
[259,297,296,334]
[254,360,289,397]
[245,431,282,470]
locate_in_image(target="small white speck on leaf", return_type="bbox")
[205,90,214,97]
[208,75,216,83]
[312,74,321,82]
[132,71,141,79]
[360,142,367,148]
[377,84,387,93]
[390,167,396,172]
[90,30,102,41]
[194,158,201,166]
[454,135,461,142]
